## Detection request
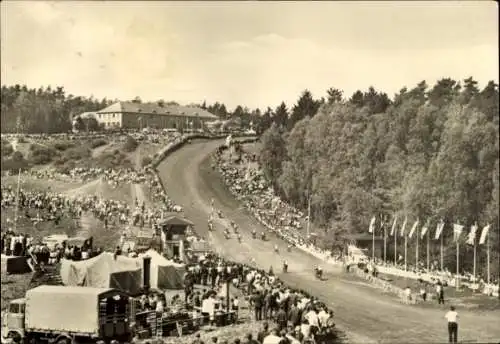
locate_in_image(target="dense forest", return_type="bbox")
[259,77,499,277]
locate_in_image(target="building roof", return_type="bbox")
[77,112,97,119]
[159,215,194,227]
[97,101,218,120]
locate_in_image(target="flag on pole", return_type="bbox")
[453,224,464,242]
[408,220,419,239]
[420,221,429,239]
[479,224,490,245]
[400,216,408,237]
[390,216,397,236]
[434,220,444,240]
[434,220,445,240]
[466,223,478,245]
[368,216,376,233]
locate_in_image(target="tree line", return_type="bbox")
[0,85,266,134]
[259,77,499,277]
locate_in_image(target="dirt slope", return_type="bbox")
[156,140,500,344]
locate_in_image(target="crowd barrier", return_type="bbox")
[150,135,259,169]
[352,267,418,305]
[375,265,499,298]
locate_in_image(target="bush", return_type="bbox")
[1,155,30,172]
[30,145,57,165]
[64,146,91,161]
[55,160,77,174]
[53,141,76,151]
[141,156,152,167]
[90,139,108,149]
[98,150,133,170]
[123,136,138,152]
[1,140,13,157]
[12,151,24,162]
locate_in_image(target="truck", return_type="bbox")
[1,285,132,344]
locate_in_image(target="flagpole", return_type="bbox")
[394,231,397,265]
[372,223,375,262]
[487,235,490,285]
[13,168,21,233]
[383,223,387,262]
[440,234,444,271]
[404,234,407,271]
[456,240,460,291]
[426,230,430,271]
[473,239,476,287]
[415,227,419,269]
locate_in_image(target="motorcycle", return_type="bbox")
[314,267,323,279]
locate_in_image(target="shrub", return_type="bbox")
[1,140,13,157]
[1,156,30,172]
[53,141,76,151]
[55,160,77,174]
[123,136,138,152]
[64,146,91,161]
[97,150,133,170]
[141,156,152,167]
[30,145,57,165]
[12,151,24,162]
[90,139,108,149]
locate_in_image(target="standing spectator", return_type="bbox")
[244,333,259,344]
[275,306,288,332]
[437,282,445,304]
[445,306,459,343]
[257,322,269,343]
[262,328,282,344]
[420,283,427,302]
[251,291,263,321]
[288,301,301,328]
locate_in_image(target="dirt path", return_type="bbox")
[64,178,103,238]
[156,140,500,344]
[130,183,152,208]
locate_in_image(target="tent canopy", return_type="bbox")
[60,252,142,294]
[139,249,185,289]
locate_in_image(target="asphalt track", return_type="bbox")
[157,139,500,344]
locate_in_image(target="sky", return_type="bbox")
[1,1,498,110]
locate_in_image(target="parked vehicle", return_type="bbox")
[1,286,132,344]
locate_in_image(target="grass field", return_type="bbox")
[1,208,79,242]
[376,272,500,311]
[2,175,85,193]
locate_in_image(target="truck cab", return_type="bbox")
[1,298,26,343]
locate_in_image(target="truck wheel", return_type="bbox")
[7,331,22,344]
[56,338,70,344]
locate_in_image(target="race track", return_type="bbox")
[157,139,500,344]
